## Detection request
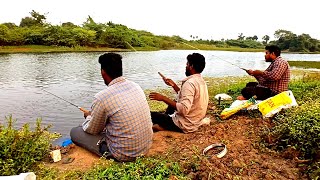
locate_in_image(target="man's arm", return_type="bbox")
[149,92,177,109]
[158,72,180,93]
[82,98,106,135]
[247,61,288,81]
[163,78,180,93]
[174,82,195,116]
[262,61,288,81]
[246,69,266,83]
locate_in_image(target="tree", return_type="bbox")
[237,33,245,40]
[1,23,17,29]
[61,22,78,28]
[274,29,296,50]
[82,16,105,40]
[0,24,9,45]
[262,35,270,45]
[274,29,294,39]
[20,10,47,27]
[246,35,258,41]
[252,35,258,41]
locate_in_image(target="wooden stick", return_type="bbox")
[158,72,166,79]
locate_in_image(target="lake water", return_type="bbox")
[1,50,319,135]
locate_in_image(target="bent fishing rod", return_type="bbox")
[42,89,87,112]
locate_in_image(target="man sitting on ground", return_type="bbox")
[238,45,290,100]
[70,53,153,162]
[149,53,209,133]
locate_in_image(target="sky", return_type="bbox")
[0,0,319,41]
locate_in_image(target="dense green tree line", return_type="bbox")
[0,11,180,49]
[192,31,320,52]
[0,11,319,52]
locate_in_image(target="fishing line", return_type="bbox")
[180,41,247,70]
[211,55,247,71]
[42,89,85,111]
[181,42,201,50]
[125,41,137,52]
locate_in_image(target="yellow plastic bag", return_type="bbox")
[220,96,256,119]
[258,91,293,118]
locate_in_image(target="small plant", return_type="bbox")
[0,115,59,176]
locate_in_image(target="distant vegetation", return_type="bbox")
[288,61,320,69]
[0,10,320,53]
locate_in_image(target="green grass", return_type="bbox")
[288,61,320,69]
[36,157,187,179]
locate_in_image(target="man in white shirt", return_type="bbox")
[149,53,209,133]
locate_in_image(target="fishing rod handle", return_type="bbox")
[79,107,89,113]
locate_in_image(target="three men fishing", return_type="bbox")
[70,45,290,162]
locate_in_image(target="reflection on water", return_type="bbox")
[0,50,319,135]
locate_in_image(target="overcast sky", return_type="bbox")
[1,0,319,40]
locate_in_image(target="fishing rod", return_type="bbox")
[42,89,87,112]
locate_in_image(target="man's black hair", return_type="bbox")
[98,53,123,79]
[265,45,281,56]
[187,53,206,73]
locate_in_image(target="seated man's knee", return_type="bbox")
[246,82,258,87]
[241,86,255,99]
[70,126,82,138]
[255,87,272,100]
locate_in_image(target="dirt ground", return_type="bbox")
[47,109,307,179]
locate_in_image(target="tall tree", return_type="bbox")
[262,35,270,45]
[19,10,47,27]
[237,33,245,40]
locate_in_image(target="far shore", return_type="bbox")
[1,45,319,54]
[0,45,266,54]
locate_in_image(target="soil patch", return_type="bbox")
[45,113,305,179]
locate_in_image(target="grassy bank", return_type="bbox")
[0,44,265,54]
[288,61,320,69]
[1,70,319,179]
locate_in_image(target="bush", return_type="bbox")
[270,100,320,158]
[0,115,59,176]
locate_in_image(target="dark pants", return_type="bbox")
[241,82,274,100]
[151,106,183,133]
[70,126,113,158]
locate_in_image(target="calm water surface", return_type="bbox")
[1,50,319,135]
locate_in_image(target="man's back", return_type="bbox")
[95,77,153,161]
[173,74,209,133]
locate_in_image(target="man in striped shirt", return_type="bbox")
[238,45,290,100]
[70,53,153,162]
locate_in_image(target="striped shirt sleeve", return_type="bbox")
[82,98,106,135]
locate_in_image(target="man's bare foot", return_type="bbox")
[237,96,247,100]
[152,124,165,132]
